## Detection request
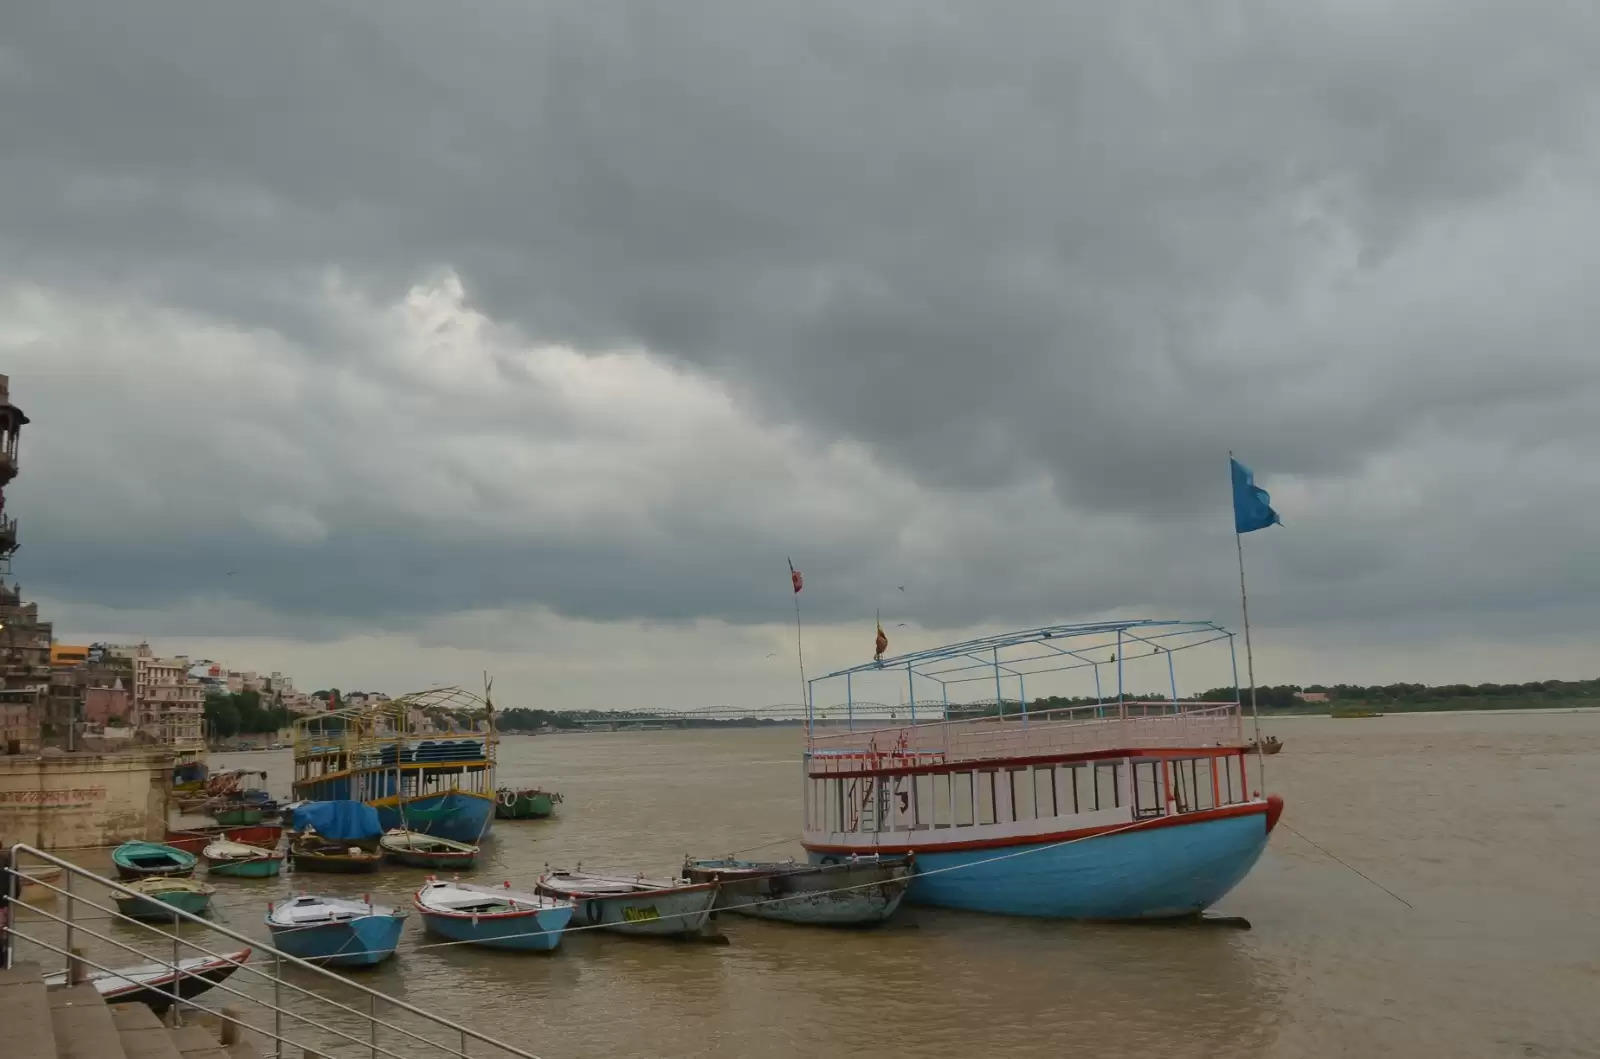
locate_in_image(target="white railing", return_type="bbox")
[4,844,538,1059]
[807,700,1244,772]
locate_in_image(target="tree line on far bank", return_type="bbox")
[203,690,294,738]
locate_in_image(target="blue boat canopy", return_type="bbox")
[291,800,382,841]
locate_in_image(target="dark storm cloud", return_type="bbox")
[4,1,1599,644]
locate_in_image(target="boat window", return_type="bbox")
[1221,753,1244,804]
[1034,766,1058,819]
[932,773,952,828]
[1093,762,1121,810]
[913,774,935,830]
[1056,764,1082,814]
[1131,761,1164,818]
[975,770,997,825]
[827,778,844,833]
[1007,769,1034,822]
[952,772,974,827]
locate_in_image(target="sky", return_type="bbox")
[3,2,1597,710]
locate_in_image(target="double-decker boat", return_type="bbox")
[800,619,1283,920]
[291,686,498,845]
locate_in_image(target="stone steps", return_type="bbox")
[1,960,252,1059]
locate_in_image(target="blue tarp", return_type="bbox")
[290,800,382,841]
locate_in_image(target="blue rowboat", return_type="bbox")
[413,879,573,952]
[111,841,197,880]
[266,894,406,967]
[114,878,215,922]
[202,839,285,879]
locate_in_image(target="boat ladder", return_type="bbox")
[5,843,537,1059]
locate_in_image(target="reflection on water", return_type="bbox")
[13,711,1599,1057]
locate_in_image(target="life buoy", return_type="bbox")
[499,790,517,809]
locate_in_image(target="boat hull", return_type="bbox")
[416,905,572,951]
[213,807,264,826]
[382,848,478,870]
[687,859,911,927]
[809,808,1273,920]
[165,826,283,856]
[205,856,283,879]
[373,792,495,844]
[289,849,382,874]
[494,790,559,819]
[115,888,213,922]
[112,843,197,881]
[44,950,250,1015]
[551,887,719,937]
[268,915,404,967]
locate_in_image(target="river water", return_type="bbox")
[26,711,1600,1058]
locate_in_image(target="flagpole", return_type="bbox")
[788,559,808,727]
[1230,450,1267,780]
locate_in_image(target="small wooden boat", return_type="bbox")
[43,949,251,1014]
[164,825,283,857]
[17,865,62,905]
[379,829,479,870]
[111,841,198,880]
[212,803,264,826]
[289,834,382,874]
[683,854,913,926]
[1246,736,1283,755]
[535,870,719,937]
[114,878,215,922]
[266,894,406,967]
[494,787,563,820]
[203,839,285,878]
[413,879,573,951]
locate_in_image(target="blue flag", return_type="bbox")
[1230,457,1281,534]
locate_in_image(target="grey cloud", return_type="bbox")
[3,1,1599,654]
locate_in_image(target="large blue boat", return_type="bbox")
[292,686,498,845]
[800,620,1283,920]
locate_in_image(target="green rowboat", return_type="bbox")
[494,787,563,820]
[111,841,198,880]
[115,878,215,921]
[202,839,284,878]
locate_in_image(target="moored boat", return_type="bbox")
[413,878,574,951]
[203,839,285,878]
[212,803,265,826]
[42,949,251,1014]
[164,825,283,857]
[535,870,719,937]
[113,878,215,922]
[684,855,912,926]
[800,620,1284,920]
[111,841,198,880]
[1245,735,1283,755]
[379,829,479,870]
[289,833,382,874]
[266,894,406,967]
[494,787,563,819]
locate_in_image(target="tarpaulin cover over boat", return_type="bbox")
[290,800,382,841]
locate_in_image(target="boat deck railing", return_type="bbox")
[4,844,537,1059]
[806,700,1244,772]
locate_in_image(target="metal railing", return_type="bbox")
[807,700,1244,771]
[4,844,538,1059]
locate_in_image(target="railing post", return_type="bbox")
[460,1026,469,1058]
[171,929,183,1025]
[274,949,284,1047]
[369,991,378,1058]
[62,871,75,976]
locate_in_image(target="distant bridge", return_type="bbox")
[559,700,989,729]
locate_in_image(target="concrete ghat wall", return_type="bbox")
[0,750,174,849]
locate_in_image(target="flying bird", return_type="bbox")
[897,585,905,592]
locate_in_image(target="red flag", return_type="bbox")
[788,558,803,594]
[875,620,888,660]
